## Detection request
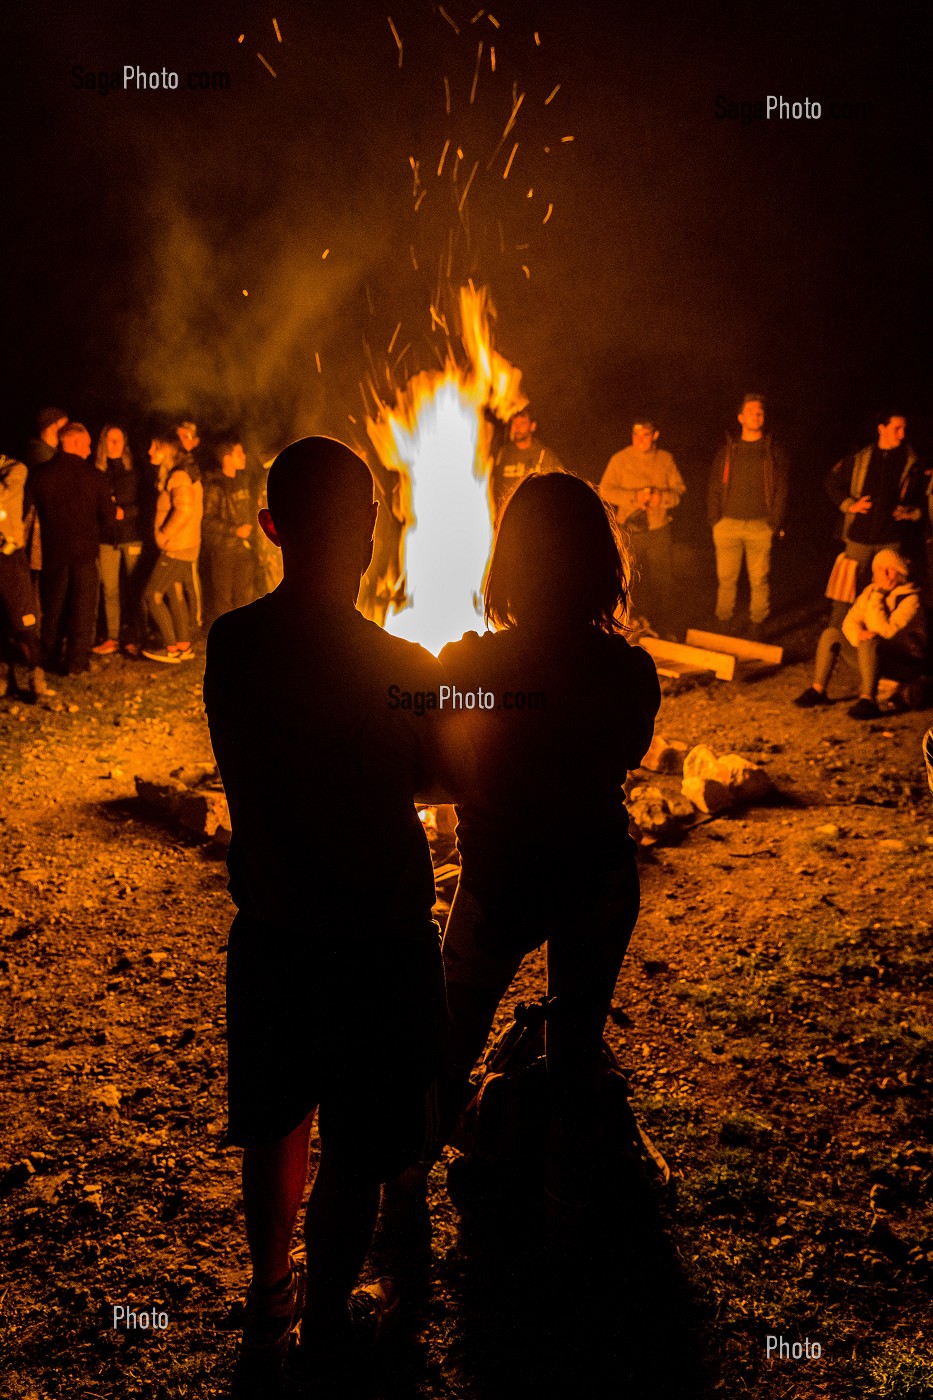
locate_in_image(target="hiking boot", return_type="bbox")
[285,1279,400,1394]
[142,646,181,664]
[230,1257,306,1397]
[91,639,118,655]
[848,697,880,720]
[793,686,829,708]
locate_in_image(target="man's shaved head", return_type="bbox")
[267,436,374,550]
[263,437,377,598]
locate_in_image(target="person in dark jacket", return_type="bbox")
[28,422,116,674]
[201,439,256,626]
[824,411,926,626]
[92,425,144,655]
[707,393,789,637]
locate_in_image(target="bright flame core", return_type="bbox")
[367,287,525,655]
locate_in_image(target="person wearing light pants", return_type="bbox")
[707,394,789,637]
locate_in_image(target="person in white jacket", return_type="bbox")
[794,548,926,718]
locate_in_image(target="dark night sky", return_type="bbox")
[3,0,930,562]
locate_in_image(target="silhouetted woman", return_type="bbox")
[432,470,660,1209]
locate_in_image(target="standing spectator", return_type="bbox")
[707,393,789,638]
[0,452,53,699]
[202,440,255,626]
[599,417,686,636]
[491,407,564,514]
[92,425,144,656]
[176,419,212,480]
[28,423,115,675]
[24,407,68,470]
[824,411,926,626]
[142,434,203,663]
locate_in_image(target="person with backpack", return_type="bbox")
[385,471,660,1250]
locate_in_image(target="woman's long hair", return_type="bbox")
[95,425,133,473]
[484,470,632,634]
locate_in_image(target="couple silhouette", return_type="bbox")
[204,435,660,1396]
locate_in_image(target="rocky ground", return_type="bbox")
[0,641,930,1400]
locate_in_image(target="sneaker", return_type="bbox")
[142,647,181,664]
[231,1258,306,1397]
[91,639,118,656]
[793,686,829,708]
[174,645,196,662]
[848,697,880,720]
[285,1279,400,1393]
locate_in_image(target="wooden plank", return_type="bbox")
[641,635,735,681]
[653,661,716,680]
[686,629,783,666]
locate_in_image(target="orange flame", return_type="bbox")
[367,286,525,655]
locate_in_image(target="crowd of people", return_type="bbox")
[0,410,275,699]
[1,397,930,726]
[502,394,931,719]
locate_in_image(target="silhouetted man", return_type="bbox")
[204,436,471,1395]
[28,422,115,674]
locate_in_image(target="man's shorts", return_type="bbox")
[225,913,446,1182]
